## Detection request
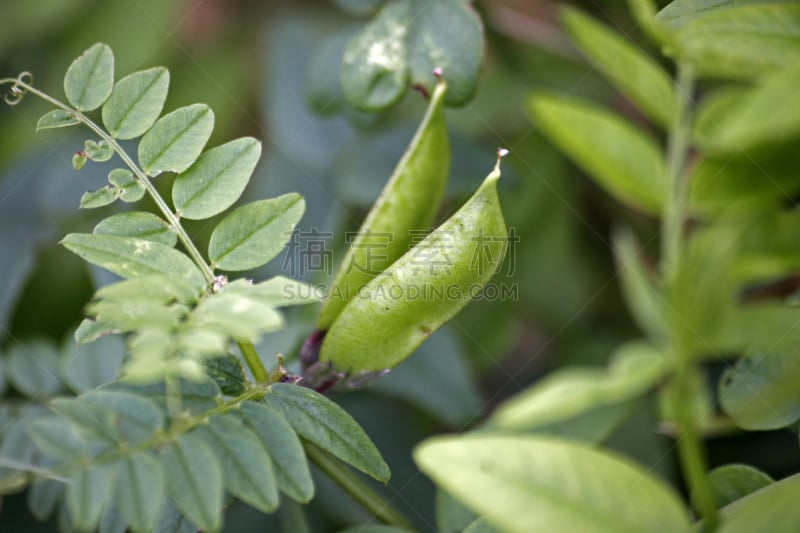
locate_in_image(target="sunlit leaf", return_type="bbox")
[138,104,214,177]
[93,211,177,247]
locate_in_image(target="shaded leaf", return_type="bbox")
[7,341,62,397]
[61,233,205,289]
[66,465,113,532]
[698,464,773,511]
[173,137,262,220]
[74,319,118,344]
[415,434,692,533]
[36,109,79,130]
[114,454,165,532]
[105,377,220,416]
[138,104,214,177]
[208,193,305,271]
[202,354,247,396]
[80,390,165,445]
[50,397,117,444]
[102,67,170,139]
[27,479,64,521]
[196,415,279,513]
[530,93,667,214]
[160,433,223,532]
[60,329,125,393]
[240,401,314,502]
[464,518,504,533]
[717,472,800,533]
[64,42,114,111]
[264,383,390,482]
[93,211,177,247]
[27,416,88,462]
[436,488,476,533]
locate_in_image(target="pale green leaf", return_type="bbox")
[415,434,693,533]
[699,464,773,511]
[173,137,262,220]
[160,433,223,532]
[208,193,305,271]
[80,390,165,444]
[50,397,117,444]
[220,276,322,306]
[712,303,800,355]
[562,7,675,127]
[191,292,283,342]
[530,93,667,214]
[84,139,114,162]
[719,351,800,430]
[717,472,800,533]
[339,527,412,533]
[27,417,88,462]
[106,169,146,203]
[61,233,205,289]
[60,334,124,393]
[64,42,114,111]
[114,454,165,532]
[66,465,113,532]
[95,275,200,305]
[240,401,314,502]
[7,341,62,397]
[195,415,279,513]
[80,187,119,209]
[102,67,170,139]
[74,318,118,344]
[154,500,198,533]
[138,104,214,177]
[27,479,64,521]
[264,383,390,482]
[73,152,87,171]
[490,341,666,431]
[36,109,79,130]
[406,0,483,107]
[87,298,183,333]
[93,211,177,247]
[341,0,410,111]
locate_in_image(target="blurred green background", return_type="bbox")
[2,0,795,531]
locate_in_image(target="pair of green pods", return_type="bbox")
[303,76,508,388]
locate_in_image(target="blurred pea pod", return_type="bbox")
[316,73,450,330]
[318,152,508,377]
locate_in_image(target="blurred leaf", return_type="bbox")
[50,397,117,444]
[61,233,205,289]
[208,194,305,271]
[107,168,145,202]
[306,30,351,115]
[105,377,219,416]
[80,187,118,208]
[59,334,125,393]
[489,341,666,431]
[27,479,64,521]
[93,212,177,247]
[716,472,800,533]
[88,298,182,332]
[74,319,118,344]
[712,303,800,356]
[464,518,504,533]
[7,341,62,397]
[172,137,262,221]
[694,464,774,511]
[102,67,170,140]
[333,0,386,16]
[436,488,476,533]
[95,275,199,305]
[196,415,279,513]
[80,390,165,444]
[64,42,114,112]
[658,0,800,79]
[415,434,692,533]
[694,64,800,152]
[154,500,198,533]
[36,109,79,131]
[191,292,283,342]
[341,1,410,111]
[160,433,223,532]
[138,104,214,177]
[202,354,247,396]
[27,416,88,462]
[407,0,484,107]
[562,7,675,127]
[530,93,667,213]
[66,465,113,532]
[339,527,412,533]
[221,277,322,307]
[719,351,800,430]
[112,453,165,532]
[264,383,390,482]
[239,401,314,503]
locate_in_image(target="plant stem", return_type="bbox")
[238,340,270,383]
[660,62,718,530]
[303,442,416,532]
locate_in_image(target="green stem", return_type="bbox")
[660,63,718,529]
[303,442,416,532]
[238,340,270,383]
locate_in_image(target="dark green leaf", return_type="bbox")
[332,0,385,16]
[61,233,205,289]
[93,211,177,247]
[50,397,117,444]
[80,187,119,209]
[530,93,667,214]
[114,454,165,532]
[264,383,390,482]
[60,333,125,393]
[138,104,214,177]
[80,390,165,444]
[173,137,262,220]
[66,465,113,532]
[154,500,198,533]
[717,472,800,532]
[7,341,62,397]
[697,464,773,511]
[102,67,170,139]
[436,488,476,533]
[36,109,79,130]
[208,193,305,271]
[195,415,279,513]
[415,435,692,533]
[719,351,800,430]
[240,401,314,502]
[202,354,247,396]
[562,7,674,127]
[105,377,220,417]
[160,433,223,532]
[341,0,410,111]
[64,42,114,111]
[464,518,504,533]
[107,168,145,202]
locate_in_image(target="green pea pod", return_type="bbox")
[319,153,508,375]
[316,74,450,330]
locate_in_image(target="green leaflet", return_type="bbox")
[317,77,449,329]
[107,168,145,202]
[6,341,62,397]
[173,136,262,220]
[138,103,214,177]
[208,193,305,271]
[60,335,125,393]
[63,43,114,112]
[93,211,177,247]
[697,464,773,511]
[716,473,800,532]
[36,109,79,130]
[415,434,693,533]
[320,158,506,373]
[113,454,165,532]
[66,465,113,532]
[530,93,667,214]
[102,66,169,140]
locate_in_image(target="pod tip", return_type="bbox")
[433,67,443,79]
[497,147,509,159]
